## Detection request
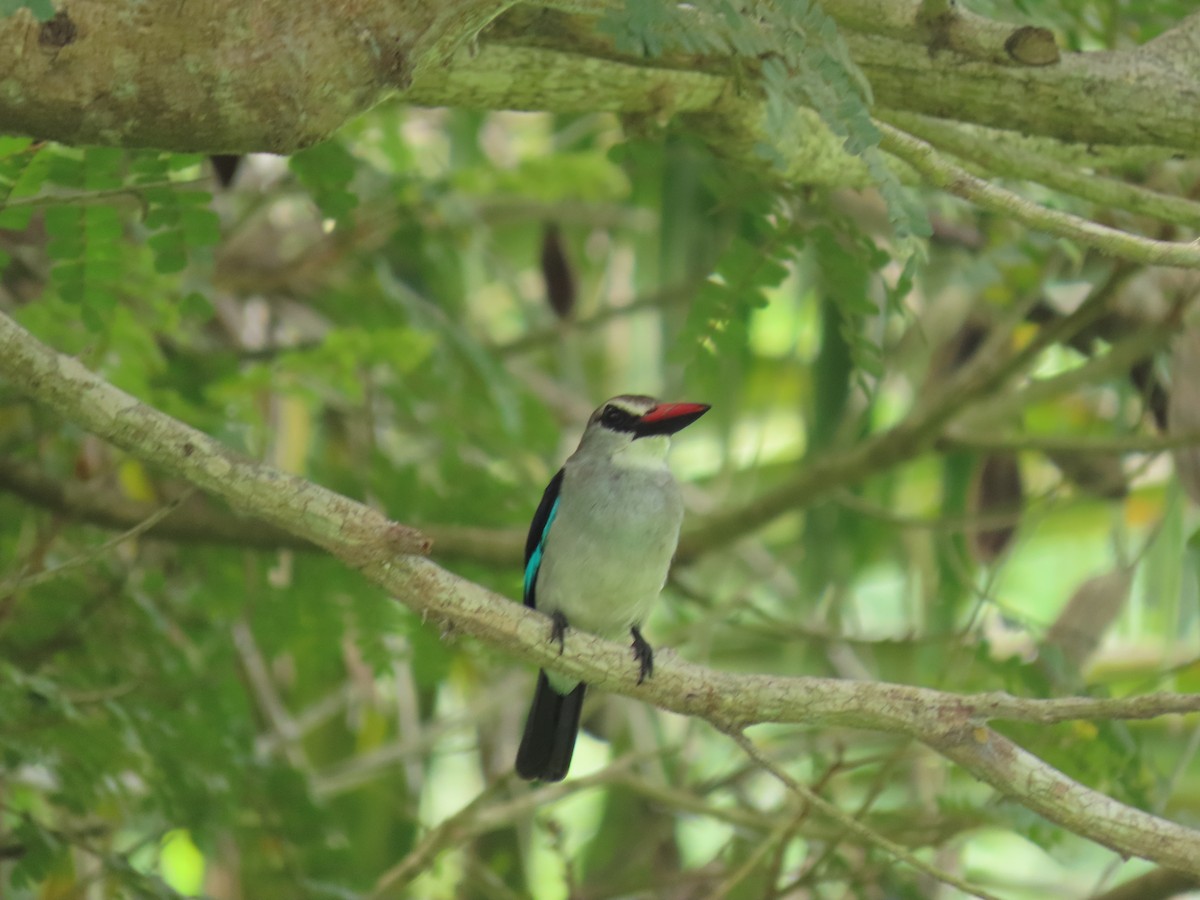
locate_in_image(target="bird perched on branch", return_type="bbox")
[516,394,710,782]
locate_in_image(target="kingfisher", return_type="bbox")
[516,394,710,781]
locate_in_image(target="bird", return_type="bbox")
[515,394,710,782]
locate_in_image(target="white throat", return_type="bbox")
[612,435,670,470]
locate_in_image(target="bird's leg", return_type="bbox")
[550,611,569,655]
[630,626,654,684]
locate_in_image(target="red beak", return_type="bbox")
[635,402,711,437]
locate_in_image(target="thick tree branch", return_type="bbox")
[0,0,517,152]
[1,309,1200,874]
[3,2,1198,167]
[403,5,1200,158]
[853,27,1199,150]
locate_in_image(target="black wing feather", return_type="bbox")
[523,468,564,609]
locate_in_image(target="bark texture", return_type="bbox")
[2,2,1198,180]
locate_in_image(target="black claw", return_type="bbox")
[551,611,569,655]
[630,626,654,685]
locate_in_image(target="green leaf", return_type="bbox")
[0,137,42,229]
[148,229,187,273]
[290,140,359,222]
[0,136,33,157]
[83,147,125,190]
[9,819,67,885]
[44,205,84,262]
[181,290,215,321]
[179,206,221,245]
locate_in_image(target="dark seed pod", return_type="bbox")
[210,155,243,189]
[1130,359,1168,431]
[968,452,1023,564]
[1169,328,1200,504]
[1045,450,1128,500]
[1044,568,1131,674]
[540,223,576,320]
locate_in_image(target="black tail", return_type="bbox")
[515,671,585,781]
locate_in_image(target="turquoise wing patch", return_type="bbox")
[523,497,559,603]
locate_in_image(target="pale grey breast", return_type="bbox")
[535,456,683,638]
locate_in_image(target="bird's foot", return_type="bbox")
[550,611,569,655]
[630,626,654,685]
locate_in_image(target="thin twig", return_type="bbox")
[940,428,1200,455]
[679,290,1058,558]
[886,112,1200,230]
[728,731,1005,900]
[0,179,207,210]
[702,815,792,900]
[370,757,650,898]
[370,777,514,899]
[0,489,195,593]
[232,618,309,771]
[878,121,1200,269]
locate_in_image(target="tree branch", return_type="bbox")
[0,320,430,562]
[682,268,1171,557]
[730,730,1004,900]
[1,309,1200,874]
[877,122,1200,269]
[679,293,1040,558]
[0,0,518,152]
[4,2,1199,173]
[0,455,315,550]
[885,112,1200,229]
[1093,868,1200,900]
[940,429,1200,456]
[0,454,521,564]
[0,487,193,593]
[1,290,1171,571]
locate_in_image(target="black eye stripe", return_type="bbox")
[601,405,638,432]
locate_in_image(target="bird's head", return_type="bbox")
[579,394,710,468]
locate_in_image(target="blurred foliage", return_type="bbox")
[983,0,1193,46]
[1,1,1200,898]
[600,0,930,242]
[0,0,52,19]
